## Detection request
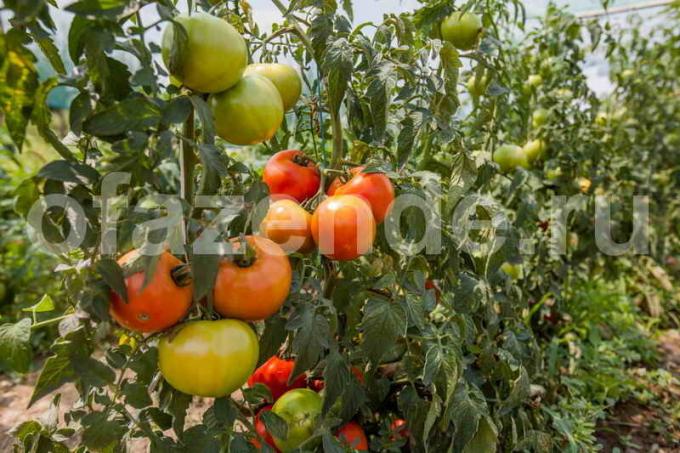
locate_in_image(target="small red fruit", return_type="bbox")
[252,405,280,451]
[390,419,410,441]
[248,356,307,400]
[263,150,321,203]
[337,421,369,451]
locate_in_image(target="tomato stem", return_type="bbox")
[180,108,197,244]
[170,264,193,287]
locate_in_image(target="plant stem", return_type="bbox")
[181,109,196,244]
[31,314,72,330]
[330,110,344,169]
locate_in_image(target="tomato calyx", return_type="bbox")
[292,153,315,168]
[170,264,193,287]
[231,236,258,268]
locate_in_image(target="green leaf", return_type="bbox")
[189,252,221,305]
[498,366,530,416]
[38,159,99,185]
[14,177,40,217]
[202,398,237,432]
[66,0,127,16]
[288,305,331,378]
[83,97,161,137]
[29,24,65,75]
[360,298,407,363]
[190,95,215,143]
[163,95,192,125]
[97,257,127,303]
[258,315,287,366]
[462,416,498,453]
[261,410,288,440]
[0,29,39,151]
[322,433,345,453]
[69,92,92,135]
[198,144,229,177]
[323,38,353,115]
[322,348,350,414]
[0,318,33,373]
[31,78,76,160]
[181,425,220,453]
[23,294,56,314]
[80,412,127,451]
[123,381,153,409]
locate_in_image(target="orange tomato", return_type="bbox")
[110,251,192,333]
[311,195,376,261]
[329,167,395,223]
[213,236,292,320]
[260,199,315,254]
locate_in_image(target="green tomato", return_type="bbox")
[545,167,562,180]
[161,12,247,94]
[244,63,302,112]
[522,74,543,94]
[531,108,549,128]
[554,88,573,100]
[522,139,546,163]
[209,74,284,145]
[466,73,489,98]
[440,12,483,51]
[621,69,635,80]
[594,112,608,127]
[158,320,259,397]
[493,144,529,173]
[501,262,523,280]
[272,389,323,452]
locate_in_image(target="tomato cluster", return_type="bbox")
[162,13,302,145]
[108,11,404,450]
[249,356,370,451]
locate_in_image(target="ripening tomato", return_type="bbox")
[252,405,280,451]
[245,63,302,112]
[209,74,284,145]
[531,108,550,128]
[523,74,543,94]
[263,150,321,203]
[328,167,394,223]
[425,279,441,304]
[311,195,376,261]
[501,262,523,280]
[110,250,192,333]
[272,389,323,452]
[493,144,529,173]
[440,12,483,50]
[467,73,489,98]
[522,139,546,163]
[248,356,307,400]
[161,13,247,93]
[389,419,410,441]
[213,236,292,321]
[337,422,369,451]
[158,319,258,397]
[260,199,315,254]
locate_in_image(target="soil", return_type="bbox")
[595,330,680,452]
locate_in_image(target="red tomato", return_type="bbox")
[425,279,441,304]
[110,251,192,333]
[329,167,395,223]
[337,421,369,451]
[390,419,410,441]
[311,195,376,261]
[263,150,321,203]
[307,366,364,392]
[248,356,307,400]
[252,405,280,452]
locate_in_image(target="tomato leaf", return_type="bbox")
[288,305,331,379]
[97,257,128,303]
[261,410,288,440]
[0,318,33,373]
[360,298,407,364]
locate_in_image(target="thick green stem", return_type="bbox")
[330,110,344,169]
[181,110,196,242]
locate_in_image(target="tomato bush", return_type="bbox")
[0,0,678,452]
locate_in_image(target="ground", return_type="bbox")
[1,331,679,451]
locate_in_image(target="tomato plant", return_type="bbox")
[1,0,678,451]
